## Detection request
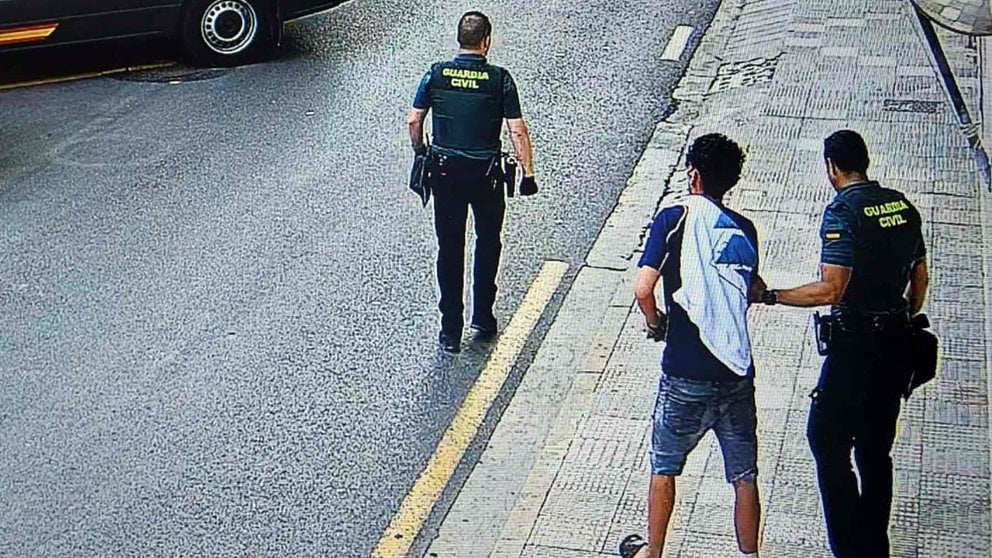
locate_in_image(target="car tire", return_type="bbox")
[180,0,275,67]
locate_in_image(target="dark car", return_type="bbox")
[0,0,349,66]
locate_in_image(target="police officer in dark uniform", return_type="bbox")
[407,11,537,353]
[759,130,929,557]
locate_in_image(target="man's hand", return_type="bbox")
[646,310,668,342]
[413,144,428,156]
[520,175,538,196]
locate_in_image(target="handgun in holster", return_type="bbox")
[813,312,835,356]
[502,153,518,198]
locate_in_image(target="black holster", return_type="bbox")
[905,314,938,399]
[813,312,835,356]
[501,153,517,198]
[409,148,433,207]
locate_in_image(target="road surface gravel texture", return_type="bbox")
[0,0,720,556]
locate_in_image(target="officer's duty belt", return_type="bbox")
[832,313,911,334]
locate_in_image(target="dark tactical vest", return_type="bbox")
[428,58,505,156]
[832,184,923,315]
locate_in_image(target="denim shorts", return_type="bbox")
[651,374,758,483]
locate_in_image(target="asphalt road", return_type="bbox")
[0,1,719,556]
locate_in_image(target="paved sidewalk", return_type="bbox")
[427,0,992,556]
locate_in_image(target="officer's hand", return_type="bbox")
[520,175,538,196]
[760,289,780,306]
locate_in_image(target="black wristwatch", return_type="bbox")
[761,289,780,306]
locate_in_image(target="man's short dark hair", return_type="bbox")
[824,130,869,174]
[458,11,491,49]
[685,133,745,199]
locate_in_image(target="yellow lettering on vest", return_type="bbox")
[442,68,491,81]
[450,78,479,89]
[865,200,909,218]
[879,213,907,228]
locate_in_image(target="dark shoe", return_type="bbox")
[469,323,497,342]
[619,534,648,558]
[439,332,461,353]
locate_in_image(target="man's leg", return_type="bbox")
[807,378,860,557]
[432,176,469,336]
[636,475,676,558]
[635,376,712,557]
[713,379,760,555]
[733,479,760,554]
[468,177,505,333]
[852,394,901,557]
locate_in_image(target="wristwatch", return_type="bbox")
[761,289,780,305]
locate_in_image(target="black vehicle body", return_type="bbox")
[0,0,348,63]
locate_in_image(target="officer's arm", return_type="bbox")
[506,118,535,177]
[777,264,852,307]
[635,266,663,327]
[407,109,428,151]
[908,258,929,315]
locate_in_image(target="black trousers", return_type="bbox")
[431,156,505,335]
[807,331,910,558]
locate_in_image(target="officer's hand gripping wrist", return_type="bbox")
[519,175,538,196]
[761,289,780,306]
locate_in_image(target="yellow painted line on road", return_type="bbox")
[0,61,176,92]
[372,260,569,558]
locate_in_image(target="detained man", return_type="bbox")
[621,134,766,558]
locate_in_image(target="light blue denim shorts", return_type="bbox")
[651,374,759,483]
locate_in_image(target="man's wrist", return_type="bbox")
[645,309,663,328]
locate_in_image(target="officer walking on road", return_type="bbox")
[760,130,930,557]
[407,10,537,353]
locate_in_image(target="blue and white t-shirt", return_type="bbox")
[638,195,760,381]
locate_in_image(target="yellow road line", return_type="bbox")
[372,260,569,558]
[0,61,175,92]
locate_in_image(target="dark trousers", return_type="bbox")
[431,157,505,335]
[807,332,908,558]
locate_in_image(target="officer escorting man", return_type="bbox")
[760,130,929,557]
[407,10,537,353]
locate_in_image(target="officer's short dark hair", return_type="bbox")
[685,133,745,199]
[458,11,492,49]
[824,130,870,174]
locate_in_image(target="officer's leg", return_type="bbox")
[807,356,861,557]
[852,389,901,557]
[432,174,470,335]
[468,175,505,332]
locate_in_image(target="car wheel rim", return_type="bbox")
[201,0,258,55]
